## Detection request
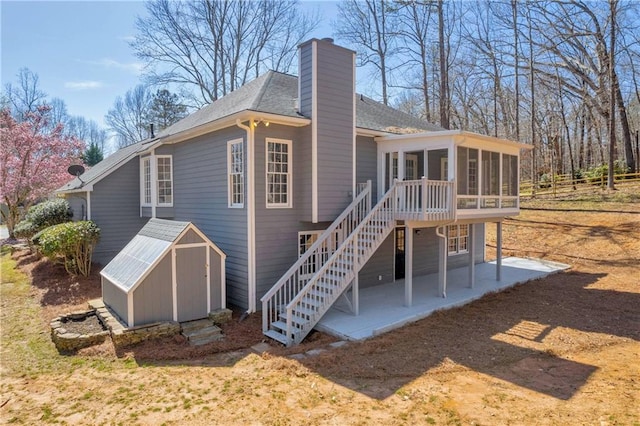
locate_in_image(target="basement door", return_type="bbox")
[175,246,208,322]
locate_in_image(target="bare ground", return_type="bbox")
[1,194,639,425]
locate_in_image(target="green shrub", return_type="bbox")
[14,199,73,240]
[13,220,37,239]
[38,221,100,277]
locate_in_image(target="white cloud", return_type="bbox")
[89,58,144,75]
[64,81,104,90]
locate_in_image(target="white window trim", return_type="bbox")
[447,224,469,256]
[265,138,293,209]
[155,155,173,207]
[227,139,244,208]
[140,156,152,207]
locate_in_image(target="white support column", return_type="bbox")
[398,151,405,181]
[404,226,413,307]
[353,275,359,316]
[438,228,447,297]
[468,223,475,288]
[496,221,502,281]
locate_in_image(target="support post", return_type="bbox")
[353,275,359,316]
[496,221,502,281]
[404,226,413,307]
[438,227,447,297]
[468,223,475,288]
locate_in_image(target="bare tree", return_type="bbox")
[105,85,153,147]
[335,0,397,105]
[3,68,47,120]
[132,0,318,107]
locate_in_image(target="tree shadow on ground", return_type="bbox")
[13,250,102,307]
[298,270,639,401]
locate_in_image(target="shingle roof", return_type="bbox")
[57,139,156,192]
[155,70,441,138]
[100,219,190,292]
[58,70,441,193]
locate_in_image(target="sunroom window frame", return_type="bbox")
[155,155,173,207]
[227,138,245,208]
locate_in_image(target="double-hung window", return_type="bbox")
[228,139,244,207]
[266,138,292,208]
[140,155,173,206]
[447,224,469,255]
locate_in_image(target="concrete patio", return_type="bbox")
[315,257,570,341]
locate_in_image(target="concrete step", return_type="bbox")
[180,318,215,334]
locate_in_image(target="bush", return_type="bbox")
[13,220,37,239]
[38,221,100,277]
[14,199,73,240]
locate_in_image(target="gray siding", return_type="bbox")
[91,158,148,265]
[209,246,223,311]
[356,135,378,203]
[65,193,88,220]
[132,253,173,325]
[315,41,355,221]
[254,124,314,307]
[171,127,249,309]
[102,277,129,325]
[299,42,313,117]
[359,231,394,288]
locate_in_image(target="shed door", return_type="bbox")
[175,246,208,322]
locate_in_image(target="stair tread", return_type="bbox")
[264,329,289,345]
[183,325,222,339]
[280,313,309,326]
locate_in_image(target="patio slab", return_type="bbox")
[315,257,570,341]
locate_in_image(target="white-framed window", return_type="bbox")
[266,138,292,208]
[156,156,173,206]
[447,224,469,255]
[141,157,152,206]
[140,155,173,207]
[227,139,244,207]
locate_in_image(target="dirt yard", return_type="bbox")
[1,191,639,425]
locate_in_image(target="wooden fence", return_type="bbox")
[520,171,640,198]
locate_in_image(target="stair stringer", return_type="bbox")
[272,188,397,346]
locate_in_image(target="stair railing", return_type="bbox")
[261,181,372,334]
[282,185,397,345]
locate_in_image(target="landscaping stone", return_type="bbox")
[329,341,348,349]
[305,348,327,357]
[208,308,232,325]
[251,342,272,354]
[50,310,110,353]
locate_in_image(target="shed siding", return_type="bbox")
[175,246,208,322]
[356,135,378,203]
[209,246,223,311]
[132,253,173,325]
[102,277,129,325]
[171,127,249,309]
[91,158,148,265]
[315,41,354,222]
[177,229,204,245]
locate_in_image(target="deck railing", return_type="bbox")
[394,178,456,221]
[261,181,372,334]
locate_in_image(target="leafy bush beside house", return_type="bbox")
[13,199,73,240]
[38,221,100,277]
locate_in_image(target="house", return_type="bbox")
[57,38,530,345]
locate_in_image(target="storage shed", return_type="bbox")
[101,218,226,327]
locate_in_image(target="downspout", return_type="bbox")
[150,149,157,219]
[236,119,256,314]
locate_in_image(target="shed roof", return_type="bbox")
[101,219,193,292]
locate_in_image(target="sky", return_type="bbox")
[1,0,339,134]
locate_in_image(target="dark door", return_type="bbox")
[395,228,405,279]
[175,246,208,322]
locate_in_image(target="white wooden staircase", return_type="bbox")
[261,179,455,346]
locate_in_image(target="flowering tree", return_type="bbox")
[0,106,83,237]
